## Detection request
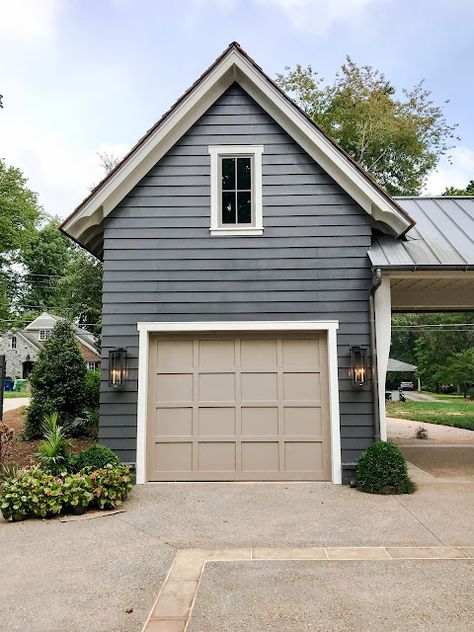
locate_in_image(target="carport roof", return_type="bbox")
[387,358,417,372]
[369,197,474,270]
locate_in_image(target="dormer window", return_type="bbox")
[39,330,51,341]
[209,145,263,235]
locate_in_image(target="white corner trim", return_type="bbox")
[327,327,342,484]
[135,320,341,485]
[374,276,391,442]
[208,145,264,235]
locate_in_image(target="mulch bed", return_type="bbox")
[2,407,95,468]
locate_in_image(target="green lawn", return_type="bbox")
[387,399,474,431]
[421,391,467,403]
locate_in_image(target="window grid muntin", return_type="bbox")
[219,155,253,226]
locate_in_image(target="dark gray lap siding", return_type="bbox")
[100,83,374,470]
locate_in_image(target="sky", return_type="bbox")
[1,0,473,218]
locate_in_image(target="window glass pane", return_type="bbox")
[237,157,251,189]
[237,191,252,223]
[222,191,236,224]
[221,158,235,190]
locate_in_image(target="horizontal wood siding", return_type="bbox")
[100,83,375,468]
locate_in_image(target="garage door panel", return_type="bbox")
[241,372,278,401]
[198,442,236,471]
[155,442,192,472]
[241,407,278,436]
[240,339,278,369]
[198,339,235,369]
[198,407,235,435]
[282,338,320,368]
[156,373,193,402]
[283,372,321,401]
[199,372,235,402]
[148,333,331,481]
[241,442,280,472]
[156,339,193,371]
[156,408,193,436]
[283,407,322,435]
[285,442,323,472]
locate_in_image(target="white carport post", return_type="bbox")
[374,275,391,441]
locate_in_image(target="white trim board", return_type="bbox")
[135,320,341,485]
[61,45,412,254]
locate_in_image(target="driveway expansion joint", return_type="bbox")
[140,546,473,631]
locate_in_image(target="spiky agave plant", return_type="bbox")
[35,412,71,474]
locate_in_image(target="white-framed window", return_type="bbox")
[208,145,264,236]
[11,336,17,349]
[86,361,100,371]
[39,330,51,341]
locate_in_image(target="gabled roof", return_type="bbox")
[61,42,414,258]
[22,311,99,355]
[387,358,417,372]
[369,197,474,270]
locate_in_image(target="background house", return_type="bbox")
[0,312,101,379]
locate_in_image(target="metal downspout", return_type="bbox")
[369,268,383,441]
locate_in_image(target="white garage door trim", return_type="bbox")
[136,321,341,485]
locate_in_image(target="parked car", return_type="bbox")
[400,381,414,391]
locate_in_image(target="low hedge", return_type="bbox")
[0,464,133,522]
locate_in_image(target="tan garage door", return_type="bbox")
[147,333,331,481]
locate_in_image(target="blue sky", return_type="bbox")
[1,0,473,217]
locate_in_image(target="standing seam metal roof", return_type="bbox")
[368,197,474,268]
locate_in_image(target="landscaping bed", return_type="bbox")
[2,406,94,468]
[387,399,474,431]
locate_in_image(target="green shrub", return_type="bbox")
[64,409,99,439]
[0,464,133,522]
[0,467,63,521]
[468,387,474,401]
[25,320,87,439]
[84,370,100,409]
[61,472,93,513]
[86,464,133,509]
[72,444,120,471]
[356,441,416,495]
[34,412,71,474]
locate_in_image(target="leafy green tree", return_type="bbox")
[24,320,87,439]
[443,179,474,196]
[446,348,474,397]
[19,219,71,311]
[53,247,102,334]
[276,58,457,195]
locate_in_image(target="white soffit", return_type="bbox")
[61,44,413,255]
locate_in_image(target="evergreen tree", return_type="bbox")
[24,320,87,438]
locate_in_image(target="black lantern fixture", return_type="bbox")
[350,346,367,390]
[109,348,128,389]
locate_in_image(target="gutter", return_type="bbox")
[369,268,383,441]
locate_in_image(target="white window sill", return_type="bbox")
[210,227,264,236]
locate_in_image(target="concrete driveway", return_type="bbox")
[2,397,30,412]
[0,477,473,632]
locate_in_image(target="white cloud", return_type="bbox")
[0,114,130,218]
[425,147,474,195]
[0,0,63,46]
[257,0,386,35]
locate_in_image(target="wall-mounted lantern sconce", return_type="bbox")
[109,348,128,389]
[350,346,367,390]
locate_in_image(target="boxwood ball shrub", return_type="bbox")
[72,444,121,472]
[356,441,416,495]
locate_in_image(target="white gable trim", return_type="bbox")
[62,46,412,251]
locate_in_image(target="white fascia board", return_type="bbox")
[63,48,411,246]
